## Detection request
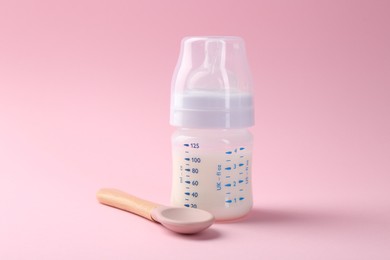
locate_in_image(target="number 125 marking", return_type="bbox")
[190,143,199,148]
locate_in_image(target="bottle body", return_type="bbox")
[171,128,253,221]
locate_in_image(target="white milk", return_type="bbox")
[170,129,253,221]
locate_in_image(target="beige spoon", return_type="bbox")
[96,188,214,234]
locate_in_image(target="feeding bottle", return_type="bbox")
[170,36,254,221]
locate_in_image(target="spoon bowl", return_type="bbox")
[152,206,214,234]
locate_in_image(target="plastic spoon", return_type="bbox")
[96,188,215,234]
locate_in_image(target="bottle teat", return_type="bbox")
[170,36,254,128]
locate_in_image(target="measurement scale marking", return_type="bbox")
[179,146,251,211]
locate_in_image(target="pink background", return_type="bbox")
[1,0,389,259]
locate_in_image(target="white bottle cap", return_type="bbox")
[170,36,254,128]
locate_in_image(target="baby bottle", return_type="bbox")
[170,36,254,221]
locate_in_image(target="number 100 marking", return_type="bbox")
[191,157,201,163]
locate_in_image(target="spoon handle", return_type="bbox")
[97,188,160,222]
